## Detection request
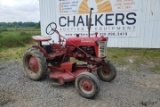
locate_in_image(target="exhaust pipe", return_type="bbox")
[88,8,93,37]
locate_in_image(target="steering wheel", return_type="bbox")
[46,22,57,35]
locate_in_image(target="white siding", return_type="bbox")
[39,0,160,48]
[39,0,58,42]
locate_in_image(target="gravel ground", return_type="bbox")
[0,61,160,107]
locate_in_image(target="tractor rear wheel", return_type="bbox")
[23,47,47,81]
[75,72,99,99]
[97,61,117,82]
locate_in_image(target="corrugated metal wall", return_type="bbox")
[39,0,58,41]
[39,0,160,48]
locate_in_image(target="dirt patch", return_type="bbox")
[0,89,14,106]
[140,100,158,107]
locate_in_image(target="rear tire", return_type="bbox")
[97,61,116,82]
[75,72,99,99]
[23,47,47,81]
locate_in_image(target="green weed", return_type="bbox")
[0,28,40,49]
[150,64,160,73]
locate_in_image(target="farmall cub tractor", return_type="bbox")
[23,8,117,99]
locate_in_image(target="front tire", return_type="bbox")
[97,61,117,82]
[75,72,99,99]
[23,47,47,81]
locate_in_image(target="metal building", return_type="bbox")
[39,0,160,48]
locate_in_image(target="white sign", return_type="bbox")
[56,0,139,37]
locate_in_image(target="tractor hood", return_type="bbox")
[66,36,108,46]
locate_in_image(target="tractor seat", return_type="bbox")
[32,36,52,42]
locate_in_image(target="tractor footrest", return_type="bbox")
[49,71,75,82]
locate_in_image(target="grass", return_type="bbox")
[0,44,32,62]
[107,48,160,72]
[0,28,40,62]
[0,28,40,49]
[1,47,160,72]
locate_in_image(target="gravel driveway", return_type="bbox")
[0,61,160,107]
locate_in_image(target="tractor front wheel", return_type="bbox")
[23,47,47,81]
[97,61,117,82]
[75,72,99,99]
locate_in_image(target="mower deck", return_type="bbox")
[49,63,91,84]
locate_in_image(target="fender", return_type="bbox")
[33,45,58,60]
[32,45,48,58]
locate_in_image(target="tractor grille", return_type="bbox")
[98,41,106,57]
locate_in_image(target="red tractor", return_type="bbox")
[23,9,117,99]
